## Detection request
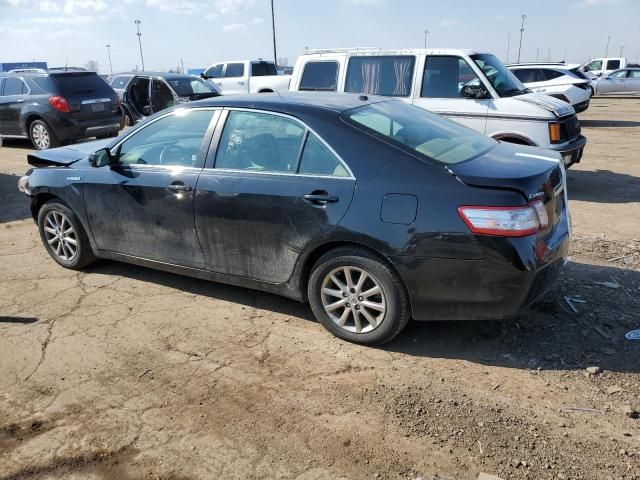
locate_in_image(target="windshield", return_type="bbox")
[166,78,218,97]
[343,101,496,165]
[470,54,528,97]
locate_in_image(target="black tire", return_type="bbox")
[29,119,60,150]
[97,130,119,140]
[307,247,410,345]
[123,110,134,127]
[37,200,96,270]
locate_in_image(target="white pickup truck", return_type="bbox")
[289,48,587,167]
[582,57,627,78]
[201,59,291,95]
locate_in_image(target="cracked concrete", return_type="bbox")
[1,98,640,479]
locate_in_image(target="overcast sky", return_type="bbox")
[0,0,638,73]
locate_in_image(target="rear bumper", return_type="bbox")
[550,135,587,168]
[391,218,571,321]
[49,111,122,141]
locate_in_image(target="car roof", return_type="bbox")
[0,70,99,78]
[117,71,201,79]
[186,91,392,114]
[303,48,491,57]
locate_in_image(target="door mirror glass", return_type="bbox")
[90,147,114,167]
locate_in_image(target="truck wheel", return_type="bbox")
[29,119,60,150]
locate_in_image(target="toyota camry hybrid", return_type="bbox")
[18,92,570,345]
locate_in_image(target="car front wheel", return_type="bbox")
[308,247,410,345]
[29,119,60,150]
[37,200,96,269]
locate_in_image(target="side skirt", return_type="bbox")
[96,250,306,302]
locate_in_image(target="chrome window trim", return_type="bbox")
[210,107,355,180]
[201,168,355,181]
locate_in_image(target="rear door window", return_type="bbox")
[299,61,339,91]
[251,62,277,76]
[298,132,349,177]
[204,64,223,78]
[3,77,28,95]
[629,70,640,78]
[345,56,415,97]
[421,56,481,98]
[606,59,621,70]
[224,63,245,78]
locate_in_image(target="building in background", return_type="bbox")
[0,61,48,72]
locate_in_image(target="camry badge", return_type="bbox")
[528,192,544,200]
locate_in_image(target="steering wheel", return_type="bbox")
[159,144,190,166]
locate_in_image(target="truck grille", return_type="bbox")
[560,115,580,142]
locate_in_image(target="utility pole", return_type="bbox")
[563,48,567,62]
[305,46,309,54]
[506,32,510,63]
[619,45,624,57]
[536,48,539,62]
[517,14,526,63]
[105,44,113,75]
[134,20,145,71]
[547,47,551,62]
[180,58,185,74]
[424,28,429,49]
[605,35,611,57]
[271,0,278,68]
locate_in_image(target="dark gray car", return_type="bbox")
[0,70,122,149]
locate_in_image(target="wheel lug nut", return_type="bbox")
[355,305,360,310]
[346,303,351,308]
[358,296,363,301]
[343,292,348,297]
[350,288,355,293]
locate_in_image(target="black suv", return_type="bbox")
[0,70,122,149]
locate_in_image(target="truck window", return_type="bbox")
[225,63,245,78]
[204,64,223,78]
[299,61,339,91]
[345,56,415,97]
[251,62,277,76]
[421,56,481,98]
[606,59,621,70]
[586,60,602,72]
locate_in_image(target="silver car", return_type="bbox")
[593,68,640,95]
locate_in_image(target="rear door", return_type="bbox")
[625,70,640,93]
[599,70,627,93]
[194,109,355,283]
[83,108,219,268]
[0,77,29,135]
[414,55,489,133]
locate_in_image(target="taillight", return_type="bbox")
[458,201,548,237]
[113,96,121,111]
[48,95,70,113]
[548,122,562,143]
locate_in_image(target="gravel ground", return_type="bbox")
[0,98,639,480]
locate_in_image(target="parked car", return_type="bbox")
[19,93,570,345]
[0,70,122,149]
[201,59,291,94]
[592,68,640,95]
[289,49,586,167]
[581,57,627,78]
[507,63,591,113]
[111,72,220,126]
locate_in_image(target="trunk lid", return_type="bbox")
[449,142,566,230]
[48,72,118,120]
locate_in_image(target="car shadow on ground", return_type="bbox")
[567,169,640,203]
[86,258,639,374]
[580,119,640,128]
[0,173,32,223]
[0,138,34,150]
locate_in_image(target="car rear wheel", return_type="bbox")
[29,119,60,150]
[308,247,410,345]
[37,200,96,270]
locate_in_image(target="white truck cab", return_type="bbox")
[582,57,627,78]
[289,48,587,166]
[201,59,291,95]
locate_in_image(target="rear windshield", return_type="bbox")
[46,73,113,96]
[251,62,277,76]
[166,77,218,97]
[343,101,496,165]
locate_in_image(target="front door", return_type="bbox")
[83,108,219,268]
[413,55,489,134]
[599,70,627,94]
[150,78,177,114]
[218,63,246,95]
[195,109,355,283]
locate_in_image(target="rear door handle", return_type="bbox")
[166,184,193,192]
[303,192,339,205]
[16,98,25,103]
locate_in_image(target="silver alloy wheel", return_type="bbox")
[43,210,78,261]
[31,123,50,149]
[320,266,386,334]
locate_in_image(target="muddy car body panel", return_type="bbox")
[21,93,570,323]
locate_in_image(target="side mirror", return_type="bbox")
[89,147,115,168]
[200,72,207,79]
[461,84,488,99]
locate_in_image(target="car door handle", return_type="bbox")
[166,184,193,192]
[303,192,339,205]
[238,81,245,85]
[16,98,25,103]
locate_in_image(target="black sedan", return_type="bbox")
[18,93,570,345]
